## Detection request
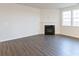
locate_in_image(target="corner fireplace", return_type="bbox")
[44,25,55,35]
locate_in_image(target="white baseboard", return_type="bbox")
[61,33,79,39]
[0,33,40,42]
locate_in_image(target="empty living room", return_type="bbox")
[0,3,79,56]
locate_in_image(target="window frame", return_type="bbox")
[62,10,72,26]
[72,9,79,26]
[62,9,79,27]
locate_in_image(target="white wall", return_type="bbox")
[40,8,60,34]
[61,4,79,38]
[0,4,40,42]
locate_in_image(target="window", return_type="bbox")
[73,9,79,26]
[62,9,79,26]
[62,11,71,26]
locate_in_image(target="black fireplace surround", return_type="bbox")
[44,25,55,35]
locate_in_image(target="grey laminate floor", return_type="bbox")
[0,34,79,56]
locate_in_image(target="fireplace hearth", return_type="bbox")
[44,25,55,35]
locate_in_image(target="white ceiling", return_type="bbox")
[20,3,78,9]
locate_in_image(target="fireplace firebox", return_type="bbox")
[44,25,55,35]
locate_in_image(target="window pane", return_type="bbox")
[73,9,79,26]
[73,18,79,26]
[73,9,79,18]
[62,11,71,26]
[63,11,71,19]
[62,19,71,26]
